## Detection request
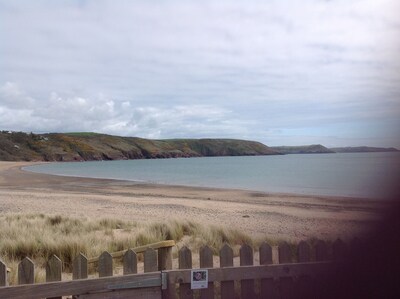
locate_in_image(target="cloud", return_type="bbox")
[0,82,35,109]
[0,82,242,139]
[0,0,399,147]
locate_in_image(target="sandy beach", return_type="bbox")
[0,161,386,242]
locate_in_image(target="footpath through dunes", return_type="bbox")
[0,161,386,242]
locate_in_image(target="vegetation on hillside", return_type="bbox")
[0,131,279,161]
[270,144,335,154]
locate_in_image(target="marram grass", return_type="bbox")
[0,214,265,285]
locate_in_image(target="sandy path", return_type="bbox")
[0,161,387,241]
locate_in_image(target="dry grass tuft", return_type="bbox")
[0,213,266,285]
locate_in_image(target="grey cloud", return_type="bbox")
[0,0,399,147]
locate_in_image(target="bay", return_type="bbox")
[24,152,400,199]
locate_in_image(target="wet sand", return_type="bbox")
[0,161,386,241]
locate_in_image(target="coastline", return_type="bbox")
[0,161,386,241]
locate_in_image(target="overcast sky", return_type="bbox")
[1,0,399,147]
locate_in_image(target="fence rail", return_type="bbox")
[0,238,352,299]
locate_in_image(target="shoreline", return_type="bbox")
[0,161,386,241]
[21,160,380,201]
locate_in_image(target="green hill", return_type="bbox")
[330,146,399,153]
[270,144,335,154]
[0,131,279,161]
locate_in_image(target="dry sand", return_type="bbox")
[0,161,387,242]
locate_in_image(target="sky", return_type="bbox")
[1,0,399,148]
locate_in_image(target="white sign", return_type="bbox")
[190,269,208,289]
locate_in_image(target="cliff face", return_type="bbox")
[0,131,279,162]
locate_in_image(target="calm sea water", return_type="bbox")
[24,152,400,199]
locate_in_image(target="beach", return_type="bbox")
[0,161,386,242]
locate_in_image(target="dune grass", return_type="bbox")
[0,213,266,285]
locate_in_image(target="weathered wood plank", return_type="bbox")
[76,286,161,299]
[0,272,161,299]
[199,245,214,299]
[240,243,255,298]
[87,240,175,263]
[98,251,113,277]
[18,257,34,285]
[0,259,7,287]
[144,248,158,273]
[259,242,277,299]
[167,262,331,283]
[178,247,193,299]
[73,253,88,280]
[46,255,62,299]
[219,244,234,299]
[123,249,137,275]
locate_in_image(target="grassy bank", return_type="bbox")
[0,214,267,284]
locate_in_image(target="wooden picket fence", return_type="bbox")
[0,239,350,299]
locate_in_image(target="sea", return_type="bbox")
[24,152,400,200]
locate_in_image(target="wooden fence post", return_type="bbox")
[144,248,158,273]
[158,246,173,271]
[298,241,311,263]
[240,243,255,298]
[46,255,62,299]
[315,240,328,261]
[333,239,346,260]
[0,259,7,286]
[297,241,313,298]
[278,241,292,264]
[98,251,113,277]
[199,245,214,299]
[260,242,277,299]
[73,253,88,280]
[278,242,295,299]
[179,247,193,299]
[18,257,34,285]
[123,249,137,275]
[219,244,234,299]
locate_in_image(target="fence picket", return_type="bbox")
[260,242,277,298]
[158,246,173,271]
[73,253,88,280]
[219,244,234,299]
[298,241,311,263]
[0,259,7,287]
[98,251,113,277]
[278,242,295,299]
[123,249,137,275]
[315,240,328,261]
[0,239,336,299]
[179,247,193,299]
[144,248,158,273]
[199,245,214,299]
[297,242,314,298]
[46,255,62,299]
[240,244,255,298]
[278,241,292,264]
[18,257,34,285]
[333,238,346,260]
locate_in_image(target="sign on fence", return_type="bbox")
[190,269,208,289]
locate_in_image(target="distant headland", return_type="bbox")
[0,131,398,162]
